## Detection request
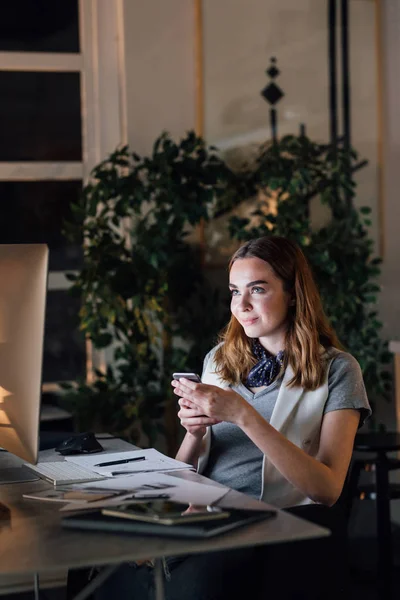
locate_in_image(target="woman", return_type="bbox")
[174,235,370,509]
[95,236,370,600]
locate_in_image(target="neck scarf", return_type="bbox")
[246,339,284,388]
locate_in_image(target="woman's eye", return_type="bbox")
[230,289,239,296]
[251,286,265,293]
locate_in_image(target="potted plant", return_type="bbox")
[62,132,230,449]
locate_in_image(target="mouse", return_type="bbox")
[55,432,104,456]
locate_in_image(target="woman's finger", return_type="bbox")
[173,389,204,410]
[172,378,206,398]
[180,416,220,427]
[171,379,193,394]
[172,377,199,390]
[178,397,198,410]
[174,390,206,411]
[178,407,205,419]
[172,384,195,398]
[172,386,191,399]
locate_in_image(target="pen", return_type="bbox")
[94,456,146,468]
[111,469,148,476]
[122,494,170,501]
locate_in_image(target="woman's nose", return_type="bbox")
[237,294,252,310]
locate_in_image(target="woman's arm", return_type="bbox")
[172,378,360,506]
[238,405,359,506]
[175,430,206,469]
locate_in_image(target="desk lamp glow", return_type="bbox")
[0,244,48,499]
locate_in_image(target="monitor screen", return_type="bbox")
[0,244,48,466]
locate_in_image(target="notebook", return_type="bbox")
[61,501,276,539]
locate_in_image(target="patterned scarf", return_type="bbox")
[245,339,285,388]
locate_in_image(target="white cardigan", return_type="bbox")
[197,346,335,508]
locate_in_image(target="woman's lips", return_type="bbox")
[241,317,259,326]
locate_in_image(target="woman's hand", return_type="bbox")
[172,378,252,427]
[177,398,219,439]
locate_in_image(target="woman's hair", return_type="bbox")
[214,236,342,390]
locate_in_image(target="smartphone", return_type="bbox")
[172,372,201,383]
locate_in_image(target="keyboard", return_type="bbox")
[24,461,106,486]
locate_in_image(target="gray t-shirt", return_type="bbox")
[202,350,371,499]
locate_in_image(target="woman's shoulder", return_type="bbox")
[325,347,363,376]
[203,342,224,365]
[325,347,368,402]
[201,342,229,388]
[323,347,371,425]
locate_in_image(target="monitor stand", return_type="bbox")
[0,466,38,484]
[0,466,38,521]
[0,451,39,484]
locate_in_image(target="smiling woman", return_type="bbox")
[174,236,371,509]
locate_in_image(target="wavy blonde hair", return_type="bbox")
[214,236,342,390]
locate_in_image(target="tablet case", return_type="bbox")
[61,507,276,539]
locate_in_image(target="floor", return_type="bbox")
[346,536,400,599]
[344,497,400,599]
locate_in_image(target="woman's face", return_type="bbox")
[229,257,292,349]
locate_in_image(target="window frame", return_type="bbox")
[0,0,127,387]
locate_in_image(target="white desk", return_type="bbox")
[0,446,330,599]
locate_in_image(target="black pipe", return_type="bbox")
[341,0,352,206]
[270,108,277,144]
[319,135,345,152]
[341,0,351,150]
[328,0,338,149]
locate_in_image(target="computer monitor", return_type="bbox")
[0,244,48,485]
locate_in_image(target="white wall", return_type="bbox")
[122,0,196,155]
[203,0,329,144]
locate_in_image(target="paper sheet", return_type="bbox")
[65,448,192,476]
[59,472,229,512]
